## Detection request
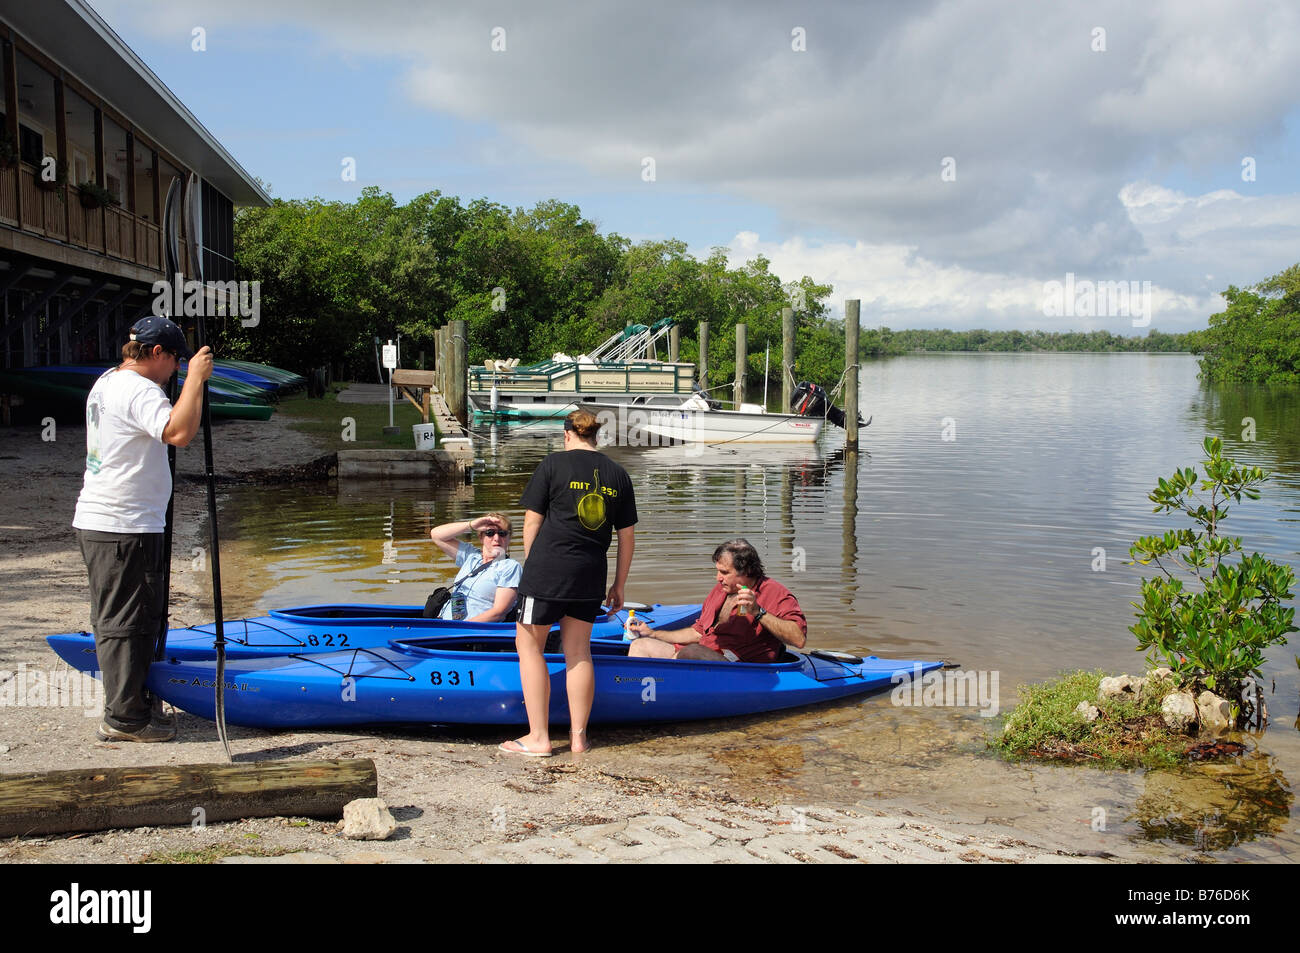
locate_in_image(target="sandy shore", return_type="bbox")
[0,414,1104,864]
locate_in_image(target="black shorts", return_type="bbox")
[517,596,603,627]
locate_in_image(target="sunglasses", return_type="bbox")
[479,528,509,538]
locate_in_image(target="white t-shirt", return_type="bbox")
[72,367,175,534]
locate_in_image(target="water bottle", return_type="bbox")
[450,591,467,621]
[623,609,637,641]
[737,586,750,616]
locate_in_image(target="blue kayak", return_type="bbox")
[68,634,944,727]
[210,360,280,391]
[28,364,270,405]
[46,601,702,665]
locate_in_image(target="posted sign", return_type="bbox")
[382,342,397,370]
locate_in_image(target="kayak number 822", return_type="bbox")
[305,633,349,647]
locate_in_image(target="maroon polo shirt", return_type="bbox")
[692,576,807,663]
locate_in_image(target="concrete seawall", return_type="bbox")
[336,447,473,481]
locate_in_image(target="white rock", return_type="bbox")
[341,798,397,841]
[1098,675,1139,701]
[1160,692,1197,731]
[1195,691,1234,733]
[1074,702,1100,722]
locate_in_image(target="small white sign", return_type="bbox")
[382,342,397,369]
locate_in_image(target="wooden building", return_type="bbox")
[0,0,268,369]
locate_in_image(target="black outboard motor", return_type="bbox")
[790,381,865,430]
[691,380,723,410]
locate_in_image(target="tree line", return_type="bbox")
[858,327,1196,356]
[1194,265,1300,385]
[217,187,843,393]
[216,187,1295,392]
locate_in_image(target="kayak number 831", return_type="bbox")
[429,670,475,686]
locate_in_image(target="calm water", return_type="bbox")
[215,353,1300,861]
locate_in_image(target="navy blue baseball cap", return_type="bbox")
[130,316,192,359]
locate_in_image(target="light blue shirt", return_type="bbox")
[439,542,522,620]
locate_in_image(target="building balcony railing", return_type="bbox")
[0,160,162,275]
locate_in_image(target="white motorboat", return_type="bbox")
[580,397,824,445]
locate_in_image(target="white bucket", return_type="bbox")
[412,423,437,450]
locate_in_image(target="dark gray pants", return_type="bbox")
[76,529,165,731]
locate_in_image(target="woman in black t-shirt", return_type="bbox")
[500,410,637,756]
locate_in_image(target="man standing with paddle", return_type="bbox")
[73,316,213,742]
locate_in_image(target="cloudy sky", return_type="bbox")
[88,0,1300,333]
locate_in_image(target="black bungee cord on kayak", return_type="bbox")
[289,648,417,682]
[189,617,310,649]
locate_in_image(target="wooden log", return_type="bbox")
[0,758,377,837]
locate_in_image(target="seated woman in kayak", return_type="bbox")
[625,539,806,662]
[429,513,522,621]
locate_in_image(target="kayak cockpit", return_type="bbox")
[394,635,634,657]
[392,635,813,669]
[272,604,430,621]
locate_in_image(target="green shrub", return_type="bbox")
[1128,437,1296,721]
[993,670,1184,769]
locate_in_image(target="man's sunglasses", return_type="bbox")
[479,528,509,538]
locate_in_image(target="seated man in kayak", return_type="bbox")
[626,539,806,662]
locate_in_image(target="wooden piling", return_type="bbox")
[781,305,795,411]
[450,319,467,427]
[669,323,680,363]
[845,299,860,449]
[734,322,747,407]
[436,325,449,400]
[698,321,709,390]
[433,327,442,396]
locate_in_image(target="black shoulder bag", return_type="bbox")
[423,560,494,619]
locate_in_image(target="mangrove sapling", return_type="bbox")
[1128,437,1297,726]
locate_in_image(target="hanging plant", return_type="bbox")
[77,180,118,209]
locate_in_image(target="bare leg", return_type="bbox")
[561,616,595,751]
[627,638,725,661]
[511,621,553,754]
[627,637,677,658]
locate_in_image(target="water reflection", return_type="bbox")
[1131,751,1293,852]
[1188,382,1300,496]
[205,354,1300,859]
[842,449,860,598]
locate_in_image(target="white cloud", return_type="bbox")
[88,0,1300,328]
